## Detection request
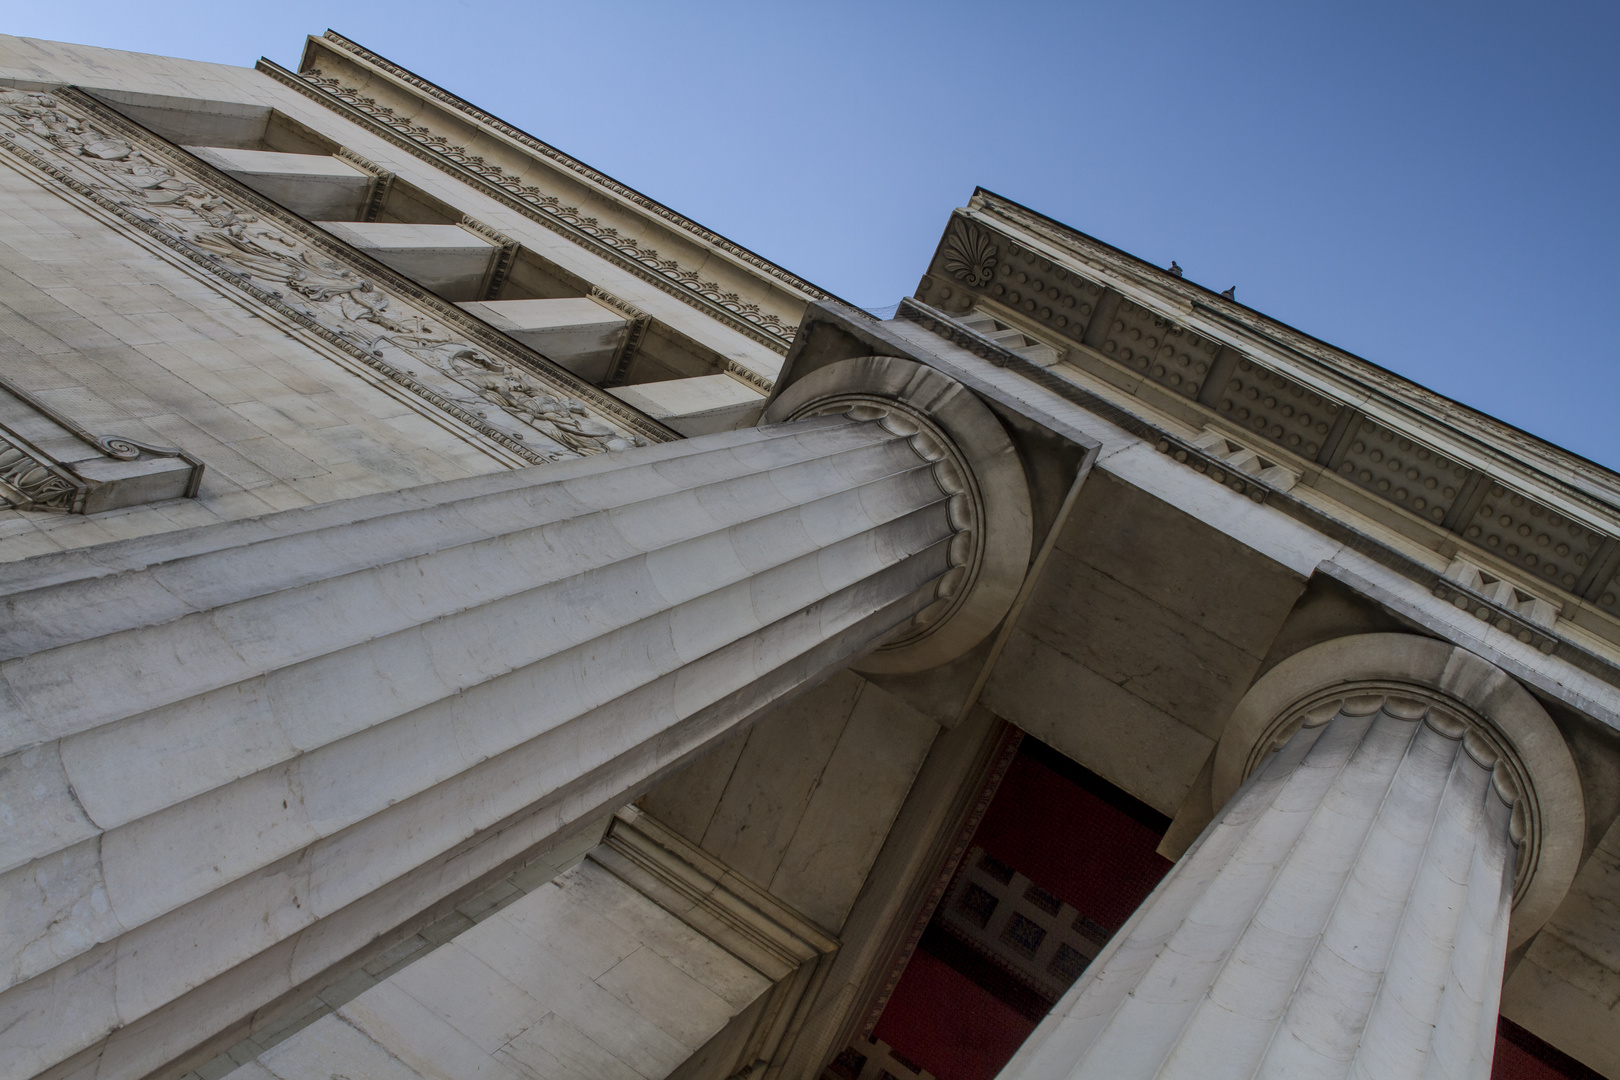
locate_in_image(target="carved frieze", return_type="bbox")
[0,434,80,511]
[1460,483,1608,594]
[258,56,801,359]
[1328,415,1471,527]
[941,222,999,288]
[0,87,664,465]
[920,219,1108,344]
[316,32,830,301]
[1094,297,1219,400]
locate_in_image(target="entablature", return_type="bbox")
[258,32,832,371]
[915,191,1620,655]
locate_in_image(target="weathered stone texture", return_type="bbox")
[642,671,939,931]
[983,469,1306,813]
[244,862,766,1080]
[0,415,956,1080]
[0,153,507,563]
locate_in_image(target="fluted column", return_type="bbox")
[0,356,1031,1080]
[1004,692,1525,1080]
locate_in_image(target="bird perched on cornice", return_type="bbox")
[1168,261,1184,277]
[1221,286,1236,299]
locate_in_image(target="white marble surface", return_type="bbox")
[0,414,955,1080]
[608,375,765,436]
[318,222,495,300]
[460,298,629,383]
[643,670,939,932]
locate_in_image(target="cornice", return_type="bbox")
[917,206,1620,634]
[257,58,785,378]
[255,35,818,373]
[317,32,834,306]
[968,190,1620,512]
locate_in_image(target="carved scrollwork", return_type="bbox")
[764,355,1033,675]
[0,87,652,464]
[942,223,999,288]
[0,435,83,512]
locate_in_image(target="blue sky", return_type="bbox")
[9,2,1619,468]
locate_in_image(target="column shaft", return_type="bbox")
[1002,695,1519,1080]
[0,413,957,1080]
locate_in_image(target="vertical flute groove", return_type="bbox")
[1003,698,1520,1080]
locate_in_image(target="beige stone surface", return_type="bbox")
[318,221,496,300]
[232,814,830,1080]
[643,672,939,932]
[461,297,629,382]
[987,630,1216,814]
[768,708,1006,1078]
[0,414,958,1080]
[184,147,371,221]
[1006,698,1520,1080]
[608,375,766,436]
[767,681,939,930]
[0,150,507,563]
[0,33,809,391]
[691,675,864,885]
[983,469,1305,813]
[3,29,1618,1080]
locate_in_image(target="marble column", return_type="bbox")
[0,356,1030,1080]
[1003,692,1523,1080]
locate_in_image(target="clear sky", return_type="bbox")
[8,2,1619,468]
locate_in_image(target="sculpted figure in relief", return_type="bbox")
[0,88,644,460]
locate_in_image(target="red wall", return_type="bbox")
[871,950,1036,1080]
[1492,1018,1606,1080]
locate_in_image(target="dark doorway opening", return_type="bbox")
[851,733,1174,1080]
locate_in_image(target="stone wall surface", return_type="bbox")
[1502,812,1620,1077]
[0,32,810,382]
[2,28,1620,1080]
[642,670,940,932]
[223,812,836,1080]
[1003,696,1522,1080]
[0,128,509,561]
[982,469,1306,814]
[799,302,1620,1077]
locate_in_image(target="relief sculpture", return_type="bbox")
[0,434,79,511]
[0,88,650,463]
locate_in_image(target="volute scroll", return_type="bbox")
[763,354,1034,674]
[1215,632,1584,947]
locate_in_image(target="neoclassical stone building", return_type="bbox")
[1,30,1616,1080]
